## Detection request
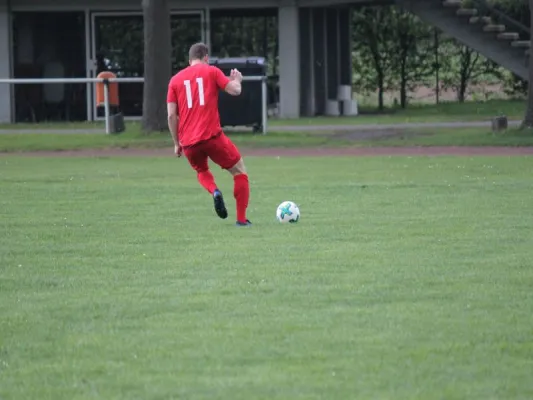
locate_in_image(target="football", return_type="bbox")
[276,201,300,224]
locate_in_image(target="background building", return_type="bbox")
[0,0,357,123]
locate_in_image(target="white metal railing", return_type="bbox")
[0,76,268,135]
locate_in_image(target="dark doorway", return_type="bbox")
[209,9,279,109]
[92,12,203,118]
[12,12,86,122]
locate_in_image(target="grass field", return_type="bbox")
[2,127,533,153]
[0,99,525,131]
[1,99,531,153]
[278,99,526,125]
[0,131,328,153]
[2,155,533,399]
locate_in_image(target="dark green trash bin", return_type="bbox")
[209,57,266,132]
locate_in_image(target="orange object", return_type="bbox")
[96,71,119,107]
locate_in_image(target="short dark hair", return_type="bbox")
[189,42,209,61]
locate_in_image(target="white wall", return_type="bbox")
[0,0,12,123]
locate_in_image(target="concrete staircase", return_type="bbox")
[396,0,530,80]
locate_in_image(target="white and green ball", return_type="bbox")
[276,201,300,224]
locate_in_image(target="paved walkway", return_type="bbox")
[271,120,520,132]
[0,119,521,134]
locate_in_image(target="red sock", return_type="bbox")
[233,174,250,223]
[197,171,217,194]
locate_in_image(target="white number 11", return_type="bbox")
[184,78,205,109]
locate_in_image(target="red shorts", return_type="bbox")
[182,132,241,172]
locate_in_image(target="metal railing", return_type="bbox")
[0,76,268,135]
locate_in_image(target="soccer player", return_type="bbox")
[166,43,251,226]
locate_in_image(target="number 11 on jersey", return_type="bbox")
[184,78,205,109]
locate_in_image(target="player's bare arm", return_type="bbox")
[167,102,182,157]
[225,68,242,96]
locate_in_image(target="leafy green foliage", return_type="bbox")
[351,4,517,109]
[352,6,398,110]
[388,10,435,108]
[440,43,501,102]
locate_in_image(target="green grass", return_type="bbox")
[359,127,533,147]
[0,131,335,153]
[1,156,533,399]
[271,99,526,126]
[0,99,525,131]
[0,130,172,152]
[2,127,533,153]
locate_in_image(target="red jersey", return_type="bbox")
[167,63,230,147]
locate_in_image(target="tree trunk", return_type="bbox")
[400,79,408,108]
[400,59,408,108]
[434,28,440,104]
[521,0,533,128]
[457,47,471,103]
[142,0,172,134]
[377,72,385,111]
[458,79,467,103]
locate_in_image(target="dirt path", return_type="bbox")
[3,146,533,158]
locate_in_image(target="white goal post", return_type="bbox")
[0,76,268,135]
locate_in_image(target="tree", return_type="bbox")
[447,45,500,102]
[433,29,443,104]
[431,33,502,103]
[390,9,434,108]
[141,0,172,133]
[352,6,397,110]
[521,0,533,128]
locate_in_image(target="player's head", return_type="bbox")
[189,42,209,65]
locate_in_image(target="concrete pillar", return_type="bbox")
[299,7,314,117]
[0,0,12,123]
[311,7,326,116]
[338,8,352,87]
[278,3,300,119]
[325,8,339,101]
